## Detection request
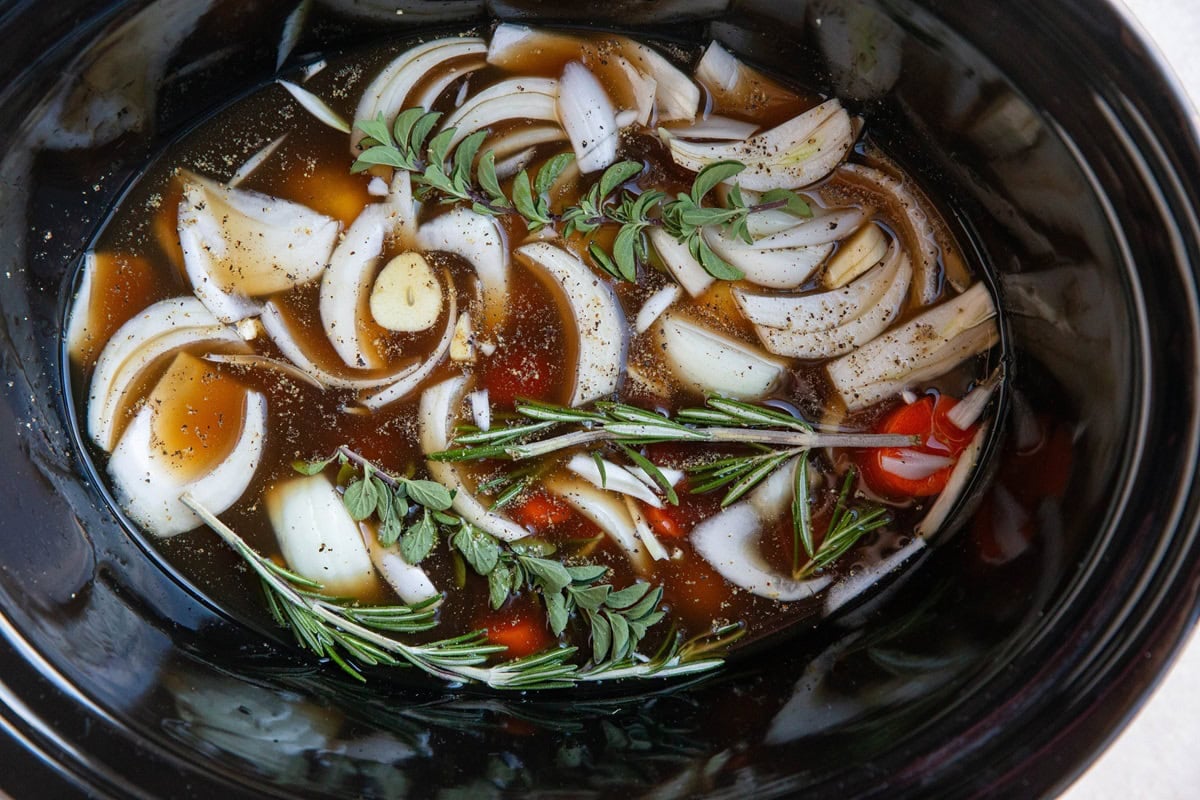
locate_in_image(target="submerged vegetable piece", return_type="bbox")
[69,24,1003,687]
[860,395,976,498]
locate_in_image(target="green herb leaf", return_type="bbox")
[588,242,621,279]
[512,170,540,225]
[612,223,641,282]
[488,562,513,610]
[404,479,454,511]
[452,129,488,183]
[567,564,609,583]
[598,161,643,200]
[378,511,403,547]
[292,455,334,476]
[544,591,569,635]
[522,556,572,592]
[793,451,814,571]
[606,581,651,610]
[570,584,610,611]
[759,187,812,217]
[696,239,744,280]
[343,478,378,521]
[391,108,427,149]
[690,160,745,204]
[408,111,442,154]
[400,510,437,563]
[590,611,611,663]
[477,150,507,204]
[535,152,575,195]
[451,525,501,575]
[355,116,393,148]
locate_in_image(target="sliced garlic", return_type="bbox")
[369,252,443,333]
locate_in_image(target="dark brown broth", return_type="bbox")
[71,29,993,658]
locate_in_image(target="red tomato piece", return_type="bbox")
[643,503,688,539]
[482,347,555,406]
[481,610,554,658]
[859,395,977,499]
[510,491,573,531]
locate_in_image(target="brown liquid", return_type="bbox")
[70,29,995,657]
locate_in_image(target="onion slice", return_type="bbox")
[690,460,831,600]
[544,476,651,575]
[278,80,350,134]
[439,77,560,149]
[656,311,785,400]
[87,297,247,451]
[566,454,664,509]
[418,376,530,542]
[515,242,628,406]
[647,227,714,298]
[350,37,487,152]
[625,498,670,562]
[416,205,509,329]
[827,283,999,410]
[266,474,376,595]
[635,284,681,334]
[915,424,989,539]
[360,527,439,604]
[109,390,267,538]
[178,171,339,323]
[662,115,759,141]
[694,40,798,119]
[662,99,853,190]
[705,230,833,290]
[557,62,619,174]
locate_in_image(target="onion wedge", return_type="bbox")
[515,242,627,406]
[178,171,339,323]
[87,297,247,451]
[634,284,681,334]
[566,454,664,509]
[418,376,530,542]
[915,424,989,539]
[625,498,670,562]
[647,227,714,297]
[416,206,509,329]
[832,164,941,305]
[694,40,799,119]
[266,474,376,595]
[705,229,833,290]
[662,115,759,142]
[360,527,439,604]
[544,476,651,575]
[620,41,699,122]
[439,77,560,149]
[662,99,853,190]
[350,37,487,152]
[557,62,619,173]
[691,459,832,600]
[827,283,999,410]
[741,245,914,359]
[109,390,267,538]
[656,311,785,400]
[320,172,418,370]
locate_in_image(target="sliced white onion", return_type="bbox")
[544,476,651,575]
[493,146,537,180]
[278,80,350,134]
[440,77,560,149]
[228,134,288,188]
[416,205,509,329]
[647,227,714,297]
[260,301,419,390]
[367,176,388,196]
[468,388,490,431]
[410,60,484,111]
[418,375,530,542]
[620,41,699,122]
[276,1,310,70]
[320,202,391,370]
[557,62,618,174]
[488,124,568,159]
[360,527,439,604]
[351,37,487,152]
[358,284,458,410]
[566,453,664,509]
[690,459,831,601]
[879,450,955,480]
[662,115,759,141]
[656,311,785,400]
[635,284,681,334]
[823,537,926,616]
[748,248,914,359]
[485,23,552,67]
[625,497,670,562]
[694,40,798,117]
[266,473,376,595]
[202,353,323,390]
[109,390,267,538]
[836,164,941,305]
[705,228,832,289]
[662,99,853,190]
[946,368,1002,430]
[515,242,627,406]
[743,208,866,250]
[916,424,988,539]
[178,171,339,323]
[823,222,889,288]
[615,56,657,125]
[827,283,999,410]
[65,252,97,365]
[87,297,246,451]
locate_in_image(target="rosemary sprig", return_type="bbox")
[350,109,812,284]
[431,395,914,505]
[183,492,738,688]
[792,467,892,579]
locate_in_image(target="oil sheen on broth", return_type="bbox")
[66,24,1000,683]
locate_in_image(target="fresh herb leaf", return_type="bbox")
[343,478,378,521]
[400,510,437,563]
[404,478,454,511]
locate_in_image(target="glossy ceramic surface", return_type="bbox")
[0,1,1197,797]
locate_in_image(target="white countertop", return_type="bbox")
[1061,2,1200,798]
